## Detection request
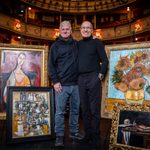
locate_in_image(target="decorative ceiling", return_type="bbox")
[20,0,137,13]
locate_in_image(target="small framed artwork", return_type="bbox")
[0,43,48,112]
[109,103,150,150]
[101,42,150,118]
[6,86,55,144]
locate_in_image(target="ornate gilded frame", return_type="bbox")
[109,103,150,150]
[101,42,150,118]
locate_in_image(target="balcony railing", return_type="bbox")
[0,13,150,41]
[21,0,136,13]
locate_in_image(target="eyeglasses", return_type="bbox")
[81,26,92,30]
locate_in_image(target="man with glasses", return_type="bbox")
[78,21,109,150]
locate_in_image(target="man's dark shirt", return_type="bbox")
[78,36,109,75]
[48,36,78,85]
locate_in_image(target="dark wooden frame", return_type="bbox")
[6,86,55,144]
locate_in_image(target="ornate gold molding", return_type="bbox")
[21,0,136,13]
[0,13,150,41]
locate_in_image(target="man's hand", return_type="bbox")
[54,82,62,93]
[98,73,104,80]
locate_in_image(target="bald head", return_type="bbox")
[81,21,93,29]
[80,21,93,38]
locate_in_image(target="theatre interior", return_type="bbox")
[0,0,150,150]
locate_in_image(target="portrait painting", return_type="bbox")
[101,42,150,118]
[0,44,48,112]
[109,103,150,150]
[6,86,55,144]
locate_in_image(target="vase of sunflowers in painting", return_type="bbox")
[112,50,150,104]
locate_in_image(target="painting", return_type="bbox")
[101,42,150,118]
[6,86,55,144]
[0,44,48,112]
[109,103,150,150]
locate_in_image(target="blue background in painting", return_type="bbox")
[108,48,150,101]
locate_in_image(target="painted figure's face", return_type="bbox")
[17,53,26,66]
[124,119,130,125]
[60,24,72,39]
[80,21,93,38]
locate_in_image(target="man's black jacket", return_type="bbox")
[48,36,78,85]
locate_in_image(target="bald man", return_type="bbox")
[78,21,109,149]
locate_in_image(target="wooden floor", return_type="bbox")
[0,116,112,150]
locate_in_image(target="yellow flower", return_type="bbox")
[115,82,129,92]
[113,50,150,94]
[130,50,150,64]
[116,55,131,71]
[130,63,147,78]
[122,72,135,84]
[129,78,147,90]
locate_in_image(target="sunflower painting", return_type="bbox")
[101,42,150,119]
[108,48,150,104]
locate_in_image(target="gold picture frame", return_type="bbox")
[109,103,150,150]
[0,43,48,112]
[101,42,150,119]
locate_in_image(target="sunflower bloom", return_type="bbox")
[115,82,129,92]
[129,78,147,90]
[130,63,147,78]
[116,56,131,71]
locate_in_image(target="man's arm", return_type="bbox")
[96,39,109,77]
[48,44,60,84]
